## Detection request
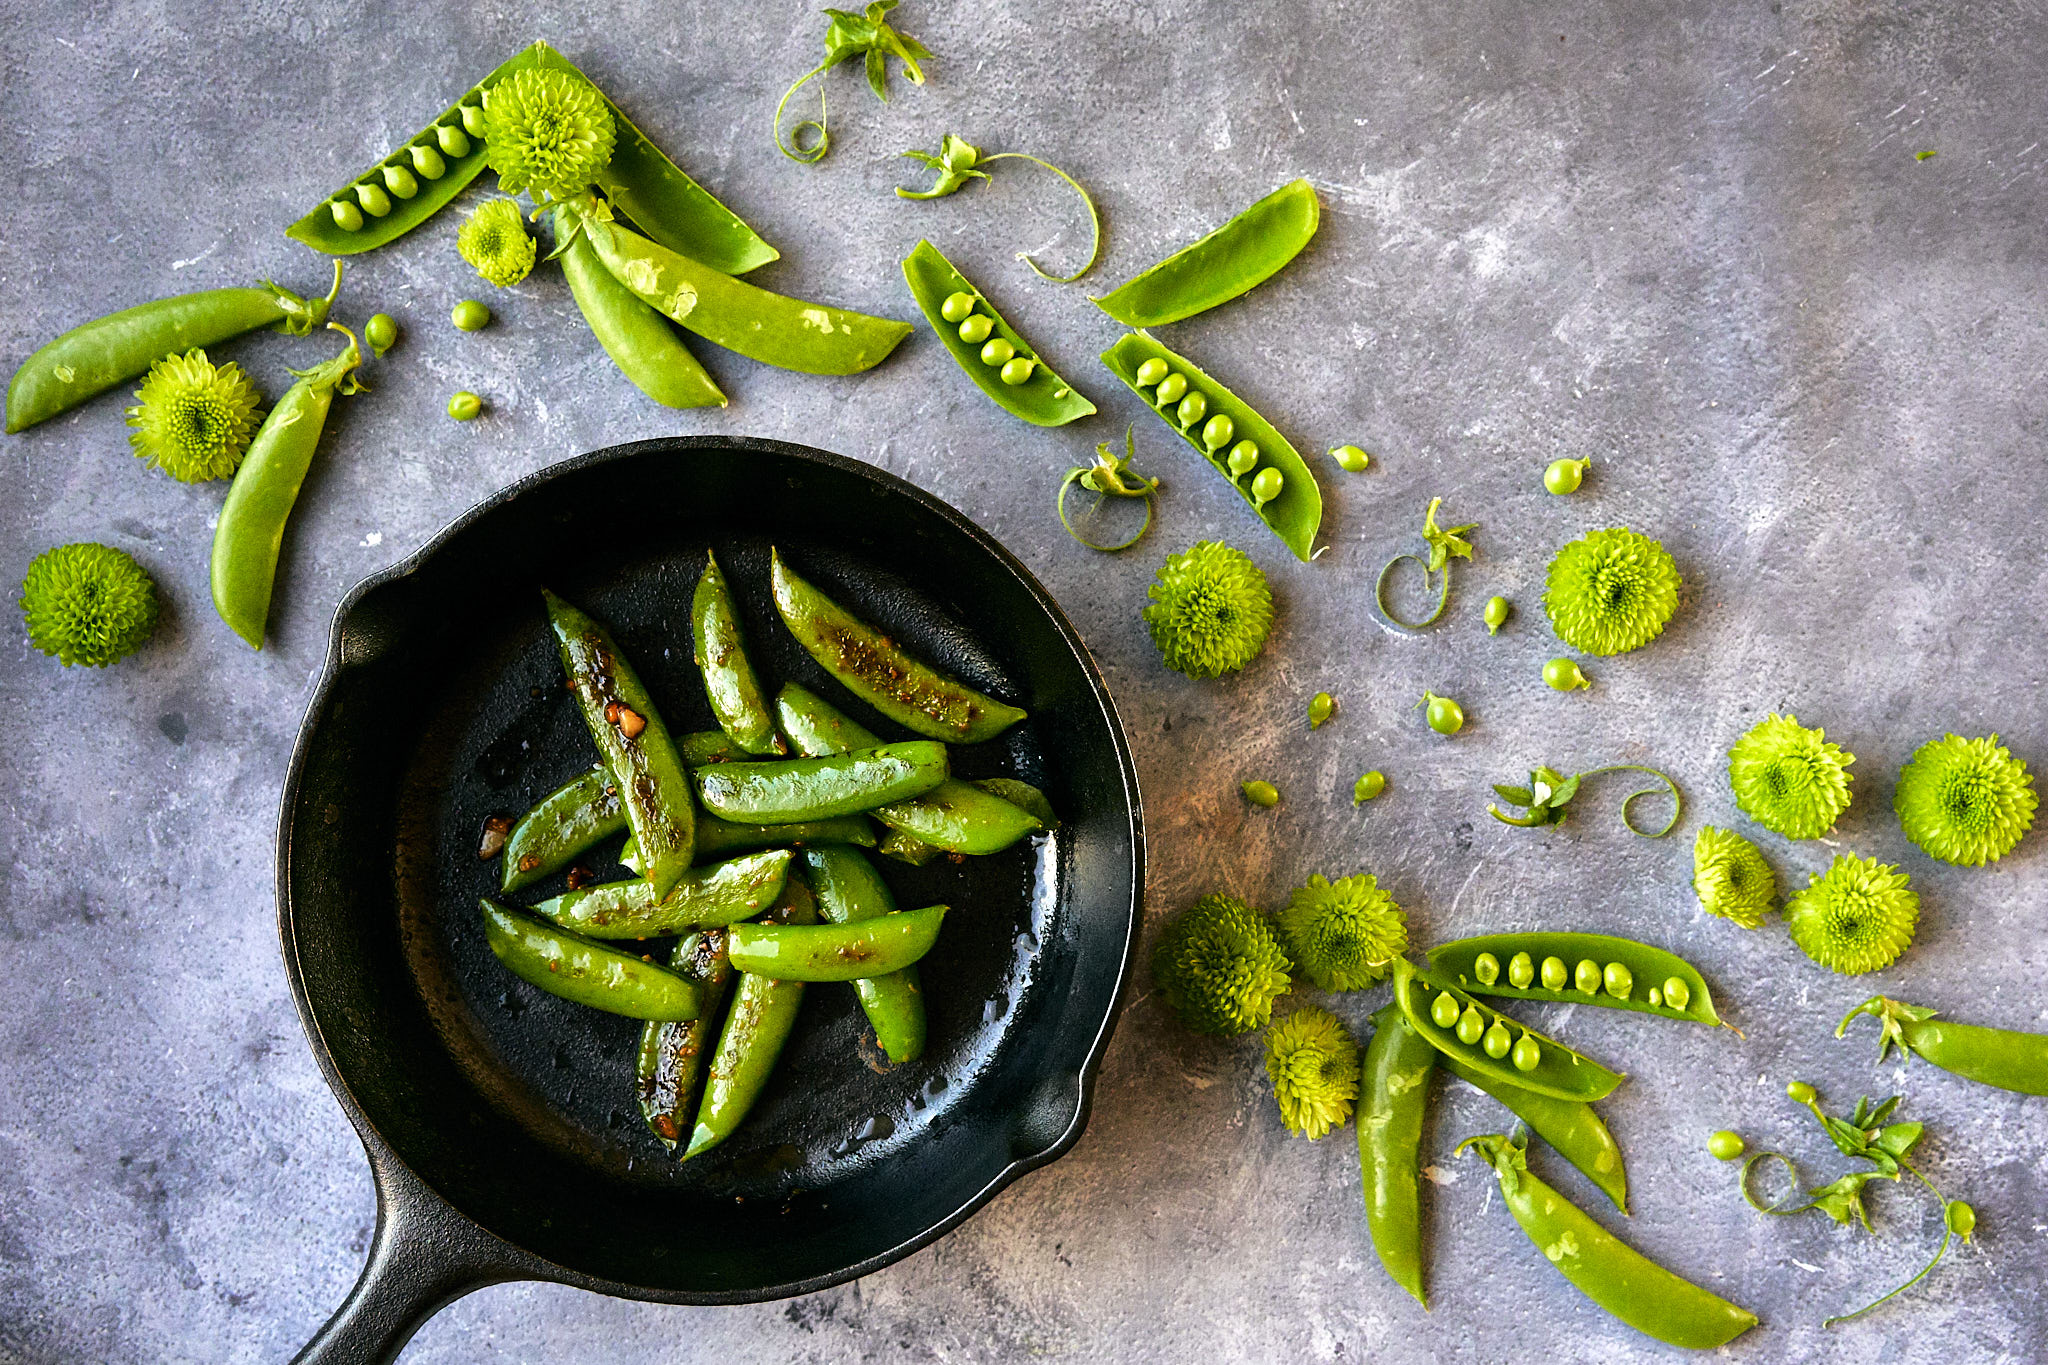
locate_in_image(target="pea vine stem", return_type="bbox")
[1824,1165,1954,1328]
[981,152,1101,282]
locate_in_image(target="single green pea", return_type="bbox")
[447,390,483,421]
[1507,951,1535,988]
[436,123,471,158]
[1175,391,1208,428]
[1945,1201,1976,1241]
[364,314,399,358]
[998,357,1035,386]
[1226,440,1260,479]
[1662,977,1690,1011]
[1456,1005,1486,1045]
[1484,596,1510,635]
[1201,414,1235,453]
[1544,456,1591,495]
[1134,357,1170,388]
[1786,1080,1816,1104]
[1474,952,1501,986]
[1707,1130,1745,1160]
[1603,962,1633,1000]
[1308,691,1334,729]
[1250,467,1284,509]
[1352,770,1385,804]
[1544,657,1592,691]
[356,182,393,217]
[1482,1021,1512,1060]
[409,143,447,179]
[939,292,977,324]
[1647,986,1663,1007]
[452,299,491,332]
[1510,1034,1542,1072]
[1540,956,1568,991]
[979,337,1016,367]
[1155,373,1189,405]
[1241,779,1279,808]
[1418,691,1464,736]
[382,164,420,199]
[1430,990,1460,1030]
[1574,960,1602,995]
[460,103,486,137]
[330,199,365,232]
[957,314,995,345]
[1330,444,1370,473]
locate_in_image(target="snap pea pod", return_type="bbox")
[6,262,341,433]
[1359,1003,1436,1308]
[775,682,1042,854]
[543,590,696,898]
[530,850,792,939]
[693,549,782,755]
[1427,932,1727,1030]
[803,847,925,1065]
[1459,1132,1758,1349]
[556,205,727,409]
[1100,332,1322,562]
[1091,178,1319,327]
[210,323,365,649]
[726,904,947,982]
[686,873,819,1159]
[1391,959,1624,1104]
[479,897,700,1020]
[502,765,623,892]
[1839,996,2048,1096]
[769,550,1028,743]
[900,239,1095,427]
[636,928,734,1149]
[692,742,948,824]
[621,814,877,870]
[1441,1052,1627,1213]
[680,729,743,767]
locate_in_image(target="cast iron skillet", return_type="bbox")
[280,437,1143,1362]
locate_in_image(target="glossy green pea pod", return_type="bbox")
[1359,1003,1436,1308]
[625,816,877,868]
[637,927,735,1149]
[530,850,792,939]
[1440,1052,1627,1213]
[557,206,727,409]
[901,240,1095,427]
[1100,332,1322,562]
[479,897,700,1020]
[1460,1133,1758,1349]
[803,847,925,1065]
[543,590,696,898]
[501,765,622,892]
[726,904,947,982]
[679,729,743,767]
[1391,960,1624,1104]
[1839,996,2048,1096]
[686,874,819,1159]
[1091,178,1319,327]
[692,742,948,824]
[769,551,1028,743]
[1427,932,1728,1030]
[693,549,782,755]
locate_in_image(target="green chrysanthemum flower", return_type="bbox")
[125,349,262,482]
[1894,733,2037,866]
[20,542,158,667]
[1143,541,1274,679]
[1264,1006,1362,1140]
[1276,873,1408,991]
[1693,825,1776,928]
[1728,712,1855,839]
[458,197,538,287]
[482,68,616,200]
[1785,854,1918,975]
[1152,893,1292,1035]
[1543,527,1681,656]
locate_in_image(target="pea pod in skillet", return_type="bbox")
[501,765,623,892]
[901,240,1096,427]
[556,205,727,409]
[1092,178,1320,327]
[1839,996,2048,1096]
[637,928,735,1150]
[693,742,948,824]
[1391,959,1624,1104]
[804,847,925,1065]
[726,904,946,982]
[529,850,792,939]
[622,815,877,870]
[1427,932,1729,1031]
[686,874,819,1160]
[1359,1003,1436,1308]
[479,897,701,1020]
[1440,1052,1628,1213]
[693,549,783,754]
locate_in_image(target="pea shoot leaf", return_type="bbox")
[821,2,931,98]
[898,133,990,199]
[1420,497,1478,572]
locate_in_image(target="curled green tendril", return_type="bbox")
[1057,426,1159,552]
[775,62,835,163]
[1586,764,1684,838]
[1739,1150,1805,1215]
[897,135,1102,282]
[775,1,932,165]
[1375,553,1450,629]
[1376,498,1474,631]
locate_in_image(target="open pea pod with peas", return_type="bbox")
[1391,959,1624,1104]
[1427,932,1730,1031]
[901,240,1096,427]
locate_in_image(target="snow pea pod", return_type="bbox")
[803,846,925,1065]
[502,765,624,892]
[1838,996,2048,1097]
[679,730,743,767]
[531,850,792,939]
[692,742,948,823]
[1391,960,1624,1104]
[1428,932,1727,1030]
[1100,332,1322,562]
[479,897,701,1021]
[900,239,1095,427]
[769,550,1028,743]
[556,205,727,409]
[1359,1003,1436,1308]
[7,262,341,433]
[1441,1053,1627,1213]
[693,549,782,755]
[210,323,365,649]
[1459,1132,1758,1349]
[543,590,696,898]
[636,927,735,1149]
[620,814,877,872]
[686,874,818,1159]
[726,904,947,982]
[1091,178,1319,327]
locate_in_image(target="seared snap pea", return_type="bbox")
[1392,959,1624,1103]
[902,240,1096,427]
[1838,995,2048,1096]
[769,550,1028,743]
[726,904,947,982]
[1359,1003,1437,1308]
[621,813,878,870]
[501,765,624,892]
[1091,178,1320,327]
[693,549,783,755]
[479,897,700,1020]
[1440,1051,1628,1213]
[1427,932,1727,1029]
[692,742,948,824]
[804,846,926,1064]
[556,205,727,409]
[529,850,793,939]
[637,928,735,1149]
[685,873,819,1159]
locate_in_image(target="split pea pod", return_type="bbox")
[1459,1132,1758,1349]
[7,262,342,433]
[479,897,700,1020]
[637,927,735,1149]
[1440,1053,1627,1213]
[1838,995,2048,1096]
[1359,1003,1436,1308]
[803,847,926,1064]
[686,873,819,1159]
[901,239,1096,427]
[726,904,946,982]
[556,205,727,409]
[501,765,622,892]
[210,322,365,649]
[529,850,792,939]
[769,551,1028,743]
[693,549,782,754]
[692,742,948,824]
[1427,932,1728,1030]
[1391,959,1624,1104]
[1091,178,1320,327]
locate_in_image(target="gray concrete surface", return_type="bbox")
[4,0,2046,1360]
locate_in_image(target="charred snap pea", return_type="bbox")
[1839,996,2048,1096]
[901,240,1095,427]
[726,904,946,982]
[693,549,783,755]
[692,742,948,824]
[543,590,697,898]
[1359,1003,1437,1308]
[501,765,623,892]
[480,897,700,1020]
[1101,332,1322,562]
[686,873,819,1159]
[1460,1132,1758,1349]
[637,927,735,1149]
[555,205,727,409]
[1440,1052,1627,1213]
[1091,178,1320,327]
[1428,933,1728,1030]
[529,850,792,939]
[804,847,926,1065]
[624,814,877,868]
[770,552,1028,743]
[679,729,743,767]
[1392,959,1624,1104]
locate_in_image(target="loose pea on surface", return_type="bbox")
[1540,956,1568,991]
[1603,962,1634,999]
[999,357,1035,386]
[447,390,483,421]
[1308,691,1335,728]
[1250,468,1284,508]
[452,299,491,332]
[1511,1035,1542,1072]
[1202,414,1235,452]
[1474,952,1502,986]
[330,199,365,231]
[1508,951,1535,988]
[1226,440,1260,478]
[1662,977,1691,1010]
[1708,1130,1745,1160]
[1430,991,1460,1029]
[1544,657,1591,691]
[939,291,977,324]
[1352,770,1385,804]
[1574,960,1602,994]
[1330,444,1370,472]
[1155,373,1189,405]
[1134,357,1170,387]
[364,313,399,358]
[1241,779,1280,808]
[1484,595,1510,635]
[957,314,995,345]
[979,337,1016,367]
[1456,1006,1486,1045]
[1544,456,1590,495]
[1482,1022,1512,1059]
[1420,691,1464,736]
[1176,392,1208,428]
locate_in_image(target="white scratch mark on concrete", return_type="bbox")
[171,241,221,270]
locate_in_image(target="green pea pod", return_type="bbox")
[557,205,727,409]
[769,552,1028,743]
[1391,960,1624,1104]
[6,263,342,433]
[726,904,947,982]
[637,928,735,1149]
[1091,178,1319,327]
[530,850,792,939]
[900,240,1095,427]
[621,814,878,871]
[502,765,623,892]
[210,322,365,648]
[692,742,949,824]
[1459,1132,1758,1349]
[803,847,925,1064]
[576,206,909,375]
[680,729,743,767]
[1100,332,1323,562]
[542,590,696,898]
[1440,1053,1627,1213]
[686,874,819,1159]
[876,828,944,867]
[693,550,783,755]
[1838,996,2048,1097]
[479,897,700,1020]
[1427,932,1728,1031]
[1359,1003,1436,1308]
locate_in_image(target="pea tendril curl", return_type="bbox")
[1487,763,1683,837]
[1058,426,1160,552]
[775,1,931,165]
[898,133,1102,281]
[1376,497,1475,630]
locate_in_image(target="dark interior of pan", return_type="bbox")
[281,437,1143,1301]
